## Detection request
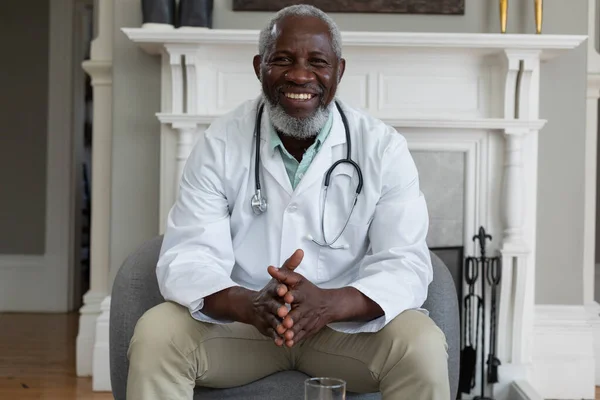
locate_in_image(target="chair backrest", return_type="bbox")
[109,235,459,400]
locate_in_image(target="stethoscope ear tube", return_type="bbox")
[252,103,267,215]
[323,159,363,195]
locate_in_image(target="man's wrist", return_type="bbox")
[227,286,257,324]
[203,286,256,323]
[326,287,384,323]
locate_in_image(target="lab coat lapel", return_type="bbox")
[258,107,294,197]
[293,107,346,196]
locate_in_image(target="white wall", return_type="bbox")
[109,0,588,305]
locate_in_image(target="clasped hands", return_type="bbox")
[252,249,333,347]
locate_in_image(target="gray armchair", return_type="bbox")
[110,235,460,399]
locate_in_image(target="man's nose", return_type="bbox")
[285,63,315,85]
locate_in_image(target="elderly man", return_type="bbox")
[127,4,449,400]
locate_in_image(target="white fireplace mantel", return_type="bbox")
[122,27,588,399]
[124,29,583,56]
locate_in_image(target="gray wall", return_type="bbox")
[534,2,587,305]
[110,0,588,305]
[109,0,161,283]
[0,1,49,254]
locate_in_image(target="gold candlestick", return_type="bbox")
[535,0,543,34]
[499,0,508,33]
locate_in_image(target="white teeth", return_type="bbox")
[285,93,313,100]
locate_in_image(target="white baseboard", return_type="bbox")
[0,255,67,311]
[509,380,544,400]
[93,296,112,391]
[76,290,106,377]
[532,305,596,400]
[585,301,600,386]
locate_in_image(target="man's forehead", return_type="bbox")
[269,16,332,49]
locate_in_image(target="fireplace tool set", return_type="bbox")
[459,227,502,400]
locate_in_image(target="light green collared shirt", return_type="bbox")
[269,112,334,189]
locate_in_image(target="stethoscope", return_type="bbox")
[251,100,364,249]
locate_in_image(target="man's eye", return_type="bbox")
[272,57,291,64]
[311,59,328,66]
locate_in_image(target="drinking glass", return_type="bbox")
[304,377,346,400]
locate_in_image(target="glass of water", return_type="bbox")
[305,377,346,400]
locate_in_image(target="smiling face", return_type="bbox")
[254,14,345,139]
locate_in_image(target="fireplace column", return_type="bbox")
[496,50,541,394]
[76,0,114,386]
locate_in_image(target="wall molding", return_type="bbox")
[92,296,111,391]
[532,305,596,400]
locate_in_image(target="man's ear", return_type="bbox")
[337,58,346,83]
[253,55,262,81]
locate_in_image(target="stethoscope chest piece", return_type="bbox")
[251,189,267,215]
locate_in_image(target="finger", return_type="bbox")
[266,313,282,333]
[266,250,303,281]
[266,327,281,345]
[266,318,285,346]
[267,266,302,286]
[276,323,286,335]
[281,249,304,271]
[282,307,303,329]
[287,315,317,347]
[284,316,306,341]
[286,329,307,347]
[269,300,289,319]
[276,283,288,297]
[283,289,303,304]
[269,268,304,287]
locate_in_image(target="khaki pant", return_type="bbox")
[126,301,450,400]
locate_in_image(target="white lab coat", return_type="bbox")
[157,97,433,333]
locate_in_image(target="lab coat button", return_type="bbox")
[287,204,298,213]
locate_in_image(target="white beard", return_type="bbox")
[262,93,332,140]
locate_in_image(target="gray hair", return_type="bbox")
[258,4,342,60]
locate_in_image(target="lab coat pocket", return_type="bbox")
[316,221,369,283]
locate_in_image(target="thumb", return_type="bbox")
[281,249,303,272]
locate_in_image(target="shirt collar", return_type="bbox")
[268,110,334,156]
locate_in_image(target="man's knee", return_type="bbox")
[128,301,200,365]
[381,311,449,385]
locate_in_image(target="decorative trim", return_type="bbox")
[92,296,111,391]
[81,60,112,86]
[157,113,546,131]
[584,0,600,304]
[76,290,105,376]
[532,305,595,400]
[122,28,586,57]
[584,73,599,304]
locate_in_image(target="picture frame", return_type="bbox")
[232,0,465,15]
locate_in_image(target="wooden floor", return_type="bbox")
[0,311,599,399]
[0,312,112,399]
